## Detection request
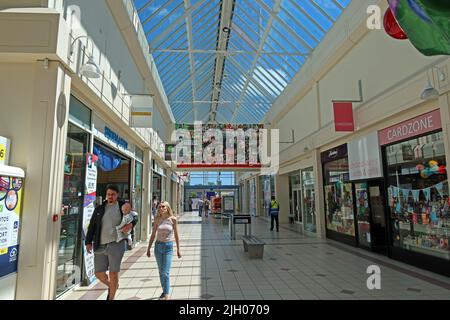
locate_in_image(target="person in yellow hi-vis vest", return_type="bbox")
[269,196,280,232]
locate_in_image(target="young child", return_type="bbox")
[116,202,137,248]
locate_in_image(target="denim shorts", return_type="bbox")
[94,241,126,273]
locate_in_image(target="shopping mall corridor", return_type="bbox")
[62,213,450,300]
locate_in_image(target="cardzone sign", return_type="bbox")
[333,102,354,132]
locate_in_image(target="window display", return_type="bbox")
[355,183,371,247]
[324,158,355,237]
[386,132,449,261]
[302,168,316,233]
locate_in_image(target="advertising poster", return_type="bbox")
[0,176,23,278]
[82,154,98,284]
[224,197,234,212]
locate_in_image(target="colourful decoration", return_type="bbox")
[386,0,450,56]
[383,8,408,40]
[416,160,446,178]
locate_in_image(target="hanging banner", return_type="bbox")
[82,153,98,285]
[348,132,383,180]
[333,102,354,132]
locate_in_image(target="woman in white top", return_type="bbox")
[146,201,181,300]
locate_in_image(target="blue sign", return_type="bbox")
[104,127,128,150]
[0,245,19,278]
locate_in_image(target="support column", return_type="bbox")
[141,149,152,241]
[14,61,71,299]
[313,149,326,239]
[275,174,290,224]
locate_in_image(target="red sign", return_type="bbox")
[379,109,442,146]
[333,102,354,132]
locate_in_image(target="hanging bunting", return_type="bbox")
[435,182,444,197]
[411,190,420,202]
[423,187,431,201]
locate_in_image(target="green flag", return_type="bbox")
[388,0,450,56]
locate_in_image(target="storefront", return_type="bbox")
[152,159,165,204]
[259,175,275,217]
[58,95,92,296]
[57,95,149,297]
[133,147,144,241]
[348,132,387,253]
[379,109,450,276]
[322,144,356,245]
[249,178,257,217]
[287,168,316,233]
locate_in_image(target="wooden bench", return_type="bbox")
[242,236,265,259]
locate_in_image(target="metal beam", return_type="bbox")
[231,0,281,122]
[184,0,199,121]
[149,0,208,47]
[209,0,235,119]
[151,49,305,56]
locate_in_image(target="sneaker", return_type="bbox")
[159,293,169,300]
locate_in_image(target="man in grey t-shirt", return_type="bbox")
[86,185,136,300]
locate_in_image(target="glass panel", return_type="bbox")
[69,95,91,131]
[356,182,371,247]
[133,161,143,241]
[57,123,89,296]
[387,132,449,261]
[302,168,316,233]
[324,158,355,237]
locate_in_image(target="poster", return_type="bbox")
[0,176,23,278]
[224,197,234,212]
[82,154,98,284]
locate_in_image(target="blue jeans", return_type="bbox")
[154,241,173,295]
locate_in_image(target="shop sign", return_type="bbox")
[82,154,98,285]
[379,110,442,146]
[130,95,153,128]
[348,132,383,180]
[321,144,348,163]
[333,102,354,132]
[104,127,128,150]
[0,136,11,166]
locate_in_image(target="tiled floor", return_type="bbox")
[62,212,450,300]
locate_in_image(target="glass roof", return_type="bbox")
[134,0,351,124]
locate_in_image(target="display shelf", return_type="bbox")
[399,221,450,234]
[403,241,450,260]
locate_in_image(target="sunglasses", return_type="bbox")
[0,177,23,211]
[159,205,167,208]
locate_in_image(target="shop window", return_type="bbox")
[386,132,450,261]
[324,158,355,237]
[302,168,316,233]
[69,96,91,131]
